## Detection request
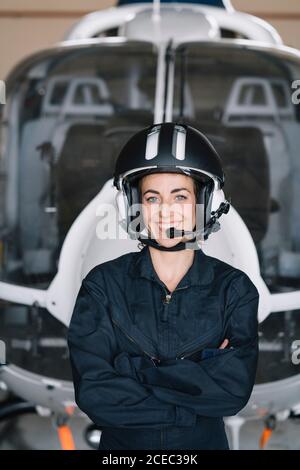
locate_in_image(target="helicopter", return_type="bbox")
[1,0,300,450]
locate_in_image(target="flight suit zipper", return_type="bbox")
[112,284,190,365]
[111,316,161,367]
[176,344,205,360]
[175,323,222,360]
[176,341,234,360]
[161,285,188,325]
[162,292,171,322]
[162,284,189,302]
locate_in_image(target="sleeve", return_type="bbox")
[67,270,197,429]
[131,272,259,418]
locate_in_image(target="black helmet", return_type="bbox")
[113,122,230,251]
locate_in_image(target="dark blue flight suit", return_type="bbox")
[67,246,259,450]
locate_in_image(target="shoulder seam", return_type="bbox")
[230,272,258,300]
[83,266,101,284]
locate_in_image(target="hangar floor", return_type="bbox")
[0,413,299,450]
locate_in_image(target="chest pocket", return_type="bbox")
[109,300,160,361]
[193,294,221,334]
[175,293,223,359]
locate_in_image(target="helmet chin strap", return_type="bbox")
[137,236,196,252]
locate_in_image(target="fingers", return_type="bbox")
[219,338,229,349]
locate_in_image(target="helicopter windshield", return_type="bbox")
[173,42,300,292]
[172,42,300,383]
[0,41,156,289]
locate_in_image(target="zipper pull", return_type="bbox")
[162,293,171,322]
[151,357,161,367]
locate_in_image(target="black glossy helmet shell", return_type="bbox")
[113,122,225,190]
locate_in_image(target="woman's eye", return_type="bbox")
[146,196,158,203]
[146,195,187,203]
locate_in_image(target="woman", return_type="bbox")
[67,122,259,450]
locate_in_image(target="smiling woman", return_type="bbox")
[137,172,202,291]
[67,122,258,451]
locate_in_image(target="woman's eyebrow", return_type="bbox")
[143,188,191,196]
[171,188,191,194]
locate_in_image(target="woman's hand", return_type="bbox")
[219,338,229,349]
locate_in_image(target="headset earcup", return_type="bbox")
[115,190,126,222]
[130,183,146,235]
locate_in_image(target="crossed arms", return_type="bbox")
[67,269,259,429]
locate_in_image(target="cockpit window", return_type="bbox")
[173,43,300,292]
[0,42,157,287]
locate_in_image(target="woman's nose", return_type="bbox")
[159,203,173,219]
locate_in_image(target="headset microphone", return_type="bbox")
[165,201,231,240]
[166,227,198,239]
[166,227,191,238]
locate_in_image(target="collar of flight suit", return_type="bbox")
[128,245,215,290]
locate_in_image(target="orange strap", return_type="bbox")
[57,424,76,450]
[259,427,273,449]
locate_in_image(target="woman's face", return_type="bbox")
[139,172,197,248]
